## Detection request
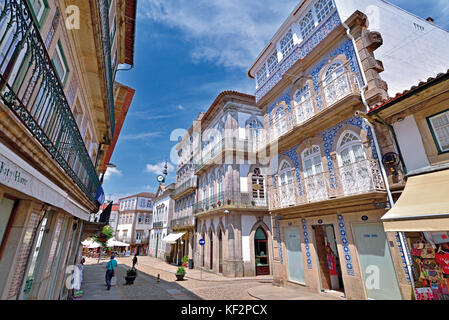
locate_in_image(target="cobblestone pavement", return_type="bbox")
[114,256,272,300]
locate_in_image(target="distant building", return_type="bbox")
[117,193,154,255]
[149,183,175,261]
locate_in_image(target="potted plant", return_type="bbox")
[217,200,222,206]
[176,266,186,281]
[125,268,137,285]
[181,255,189,267]
[251,200,256,206]
[227,199,232,205]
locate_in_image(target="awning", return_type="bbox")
[382,169,449,232]
[162,232,186,244]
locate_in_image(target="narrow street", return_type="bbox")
[79,256,342,300]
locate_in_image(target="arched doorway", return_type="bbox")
[254,227,270,275]
[218,230,223,273]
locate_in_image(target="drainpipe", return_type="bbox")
[341,18,415,296]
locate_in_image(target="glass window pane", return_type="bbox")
[0,197,15,247]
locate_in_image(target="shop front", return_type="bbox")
[382,169,449,300]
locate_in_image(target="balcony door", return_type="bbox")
[323,61,350,106]
[294,85,314,125]
[251,168,266,206]
[278,161,295,207]
[337,131,371,195]
[272,106,287,140]
[302,146,327,202]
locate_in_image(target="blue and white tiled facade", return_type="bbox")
[337,214,355,276]
[302,219,313,270]
[256,11,342,103]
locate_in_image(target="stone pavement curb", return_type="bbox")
[246,284,343,300]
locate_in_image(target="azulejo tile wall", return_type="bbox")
[337,214,355,276]
[270,115,377,192]
[302,219,313,270]
[256,11,341,103]
[267,38,363,125]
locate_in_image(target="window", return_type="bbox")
[322,61,350,106]
[302,146,327,202]
[147,200,152,208]
[267,51,278,74]
[256,65,267,87]
[337,131,371,195]
[138,214,143,223]
[29,0,48,25]
[294,85,314,124]
[272,106,288,139]
[278,161,295,207]
[299,10,315,39]
[428,110,449,153]
[314,0,335,24]
[280,29,294,57]
[252,169,265,205]
[52,42,69,85]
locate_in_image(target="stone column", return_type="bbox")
[345,11,389,107]
[223,212,243,277]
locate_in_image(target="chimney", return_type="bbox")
[426,17,434,23]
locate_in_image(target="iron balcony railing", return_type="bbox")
[194,137,265,172]
[98,0,115,136]
[152,221,164,228]
[174,176,197,197]
[0,1,100,203]
[170,215,195,230]
[269,158,385,210]
[193,191,268,214]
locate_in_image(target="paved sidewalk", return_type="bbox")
[79,262,123,300]
[117,256,273,282]
[248,284,344,300]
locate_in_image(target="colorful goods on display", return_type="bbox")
[409,233,449,300]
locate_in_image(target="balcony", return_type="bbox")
[269,159,385,211]
[0,0,100,204]
[170,216,195,230]
[193,191,268,215]
[194,137,265,174]
[173,177,197,199]
[152,221,164,228]
[267,73,361,146]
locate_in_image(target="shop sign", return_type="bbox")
[0,156,30,188]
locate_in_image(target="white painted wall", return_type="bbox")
[335,0,449,96]
[392,115,430,172]
[241,215,257,262]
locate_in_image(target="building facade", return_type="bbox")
[117,193,154,255]
[149,183,175,261]
[246,0,449,300]
[185,91,273,277]
[0,0,136,300]
[368,70,449,300]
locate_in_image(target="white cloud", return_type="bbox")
[145,161,175,175]
[105,193,131,203]
[120,131,161,141]
[177,105,185,110]
[103,167,123,181]
[140,0,298,69]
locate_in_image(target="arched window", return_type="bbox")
[294,85,314,124]
[246,117,264,150]
[272,106,288,140]
[302,146,327,202]
[251,168,265,206]
[278,160,296,207]
[337,131,371,195]
[322,60,350,106]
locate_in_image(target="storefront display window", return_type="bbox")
[0,197,15,249]
[407,231,449,300]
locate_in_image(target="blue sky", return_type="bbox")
[103,0,449,202]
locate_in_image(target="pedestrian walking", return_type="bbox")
[132,254,138,269]
[105,255,117,291]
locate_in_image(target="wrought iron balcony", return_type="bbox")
[193,191,268,214]
[170,215,195,230]
[269,159,385,210]
[0,1,100,203]
[98,0,115,136]
[152,221,164,228]
[174,177,197,198]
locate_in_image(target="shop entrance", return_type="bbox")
[313,224,344,293]
[255,227,270,275]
